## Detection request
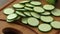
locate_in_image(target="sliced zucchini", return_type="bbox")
[13,4,24,9]
[24,12,31,16]
[28,17,39,26]
[21,18,28,24]
[41,11,51,15]
[31,12,40,19]
[7,13,18,20]
[51,9,60,16]
[43,5,55,10]
[30,1,41,5]
[40,16,53,22]
[38,24,52,32]
[50,21,60,29]
[6,19,14,22]
[16,16,21,20]
[16,9,26,11]
[34,7,45,13]
[25,3,34,7]
[24,7,33,11]
[3,8,14,15]
[19,0,30,4]
[15,11,26,17]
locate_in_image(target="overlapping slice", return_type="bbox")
[38,24,52,32]
[28,17,39,26]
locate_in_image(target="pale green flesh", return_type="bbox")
[43,5,55,10]
[42,11,51,15]
[34,7,45,13]
[22,18,28,24]
[13,4,24,8]
[38,24,52,32]
[40,16,53,22]
[28,17,39,26]
[16,11,26,17]
[51,9,60,16]
[31,12,40,19]
[24,12,31,16]
[3,8,14,15]
[7,13,18,20]
[24,7,33,11]
[16,16,20,20]
[30,1,41,5]
[16,9,26,11]
[25,3,34,7]
[19,0,30,3]
[7,19,14,22]
[51,21,60,29]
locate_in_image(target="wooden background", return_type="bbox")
[0,0,60,34]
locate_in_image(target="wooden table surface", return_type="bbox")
[0,0,60,34]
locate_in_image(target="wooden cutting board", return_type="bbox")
[0,0,60,34]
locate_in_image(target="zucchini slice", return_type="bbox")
[40,16,54,22]
[25,3,34,7]
[16,11,26,17]
[16,16,21,20]
[43,5,55,10]
[31,12,40,19]
[13,4,24,9]
[51,9,60,16]
[6,19,14,22]
[3,8,14,15]
[16,9,26,11]
[50,21,60,29]
[21,18,28,24]
[30,1,41,5]
[41,11,51,15]
[24,7,33,11]
[19,0,30,4]
[24,12,31,16]
[28,17,39,26]
[38,24,52,32]
[34,7,45,13]
[7,13,18,20]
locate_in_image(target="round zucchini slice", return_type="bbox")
[6,19,14,22]
[13,4,24,9]
[3,8,14,15]
[38,24,52,32]
[7,13,18,20]
[21,18,28,24]
[24,7,33,11]
[30,1,41,5]
[19,0,30,4]
[40,16,54,22]
[25,3,34,7]
[16,16,21,20]
[43,5,55,10]
[50,21,60,29]
[31,12,40,19]
[41,11,51,15]
[24,12,31,16]
[28,17,39,26]
[16,11,26,17]
[34,7,45,13]
[51,9,60,16]
[16,9,26,11]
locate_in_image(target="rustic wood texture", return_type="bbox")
[0,0,60,34]
[0,0,15,11]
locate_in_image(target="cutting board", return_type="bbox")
[0,0,60,34]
